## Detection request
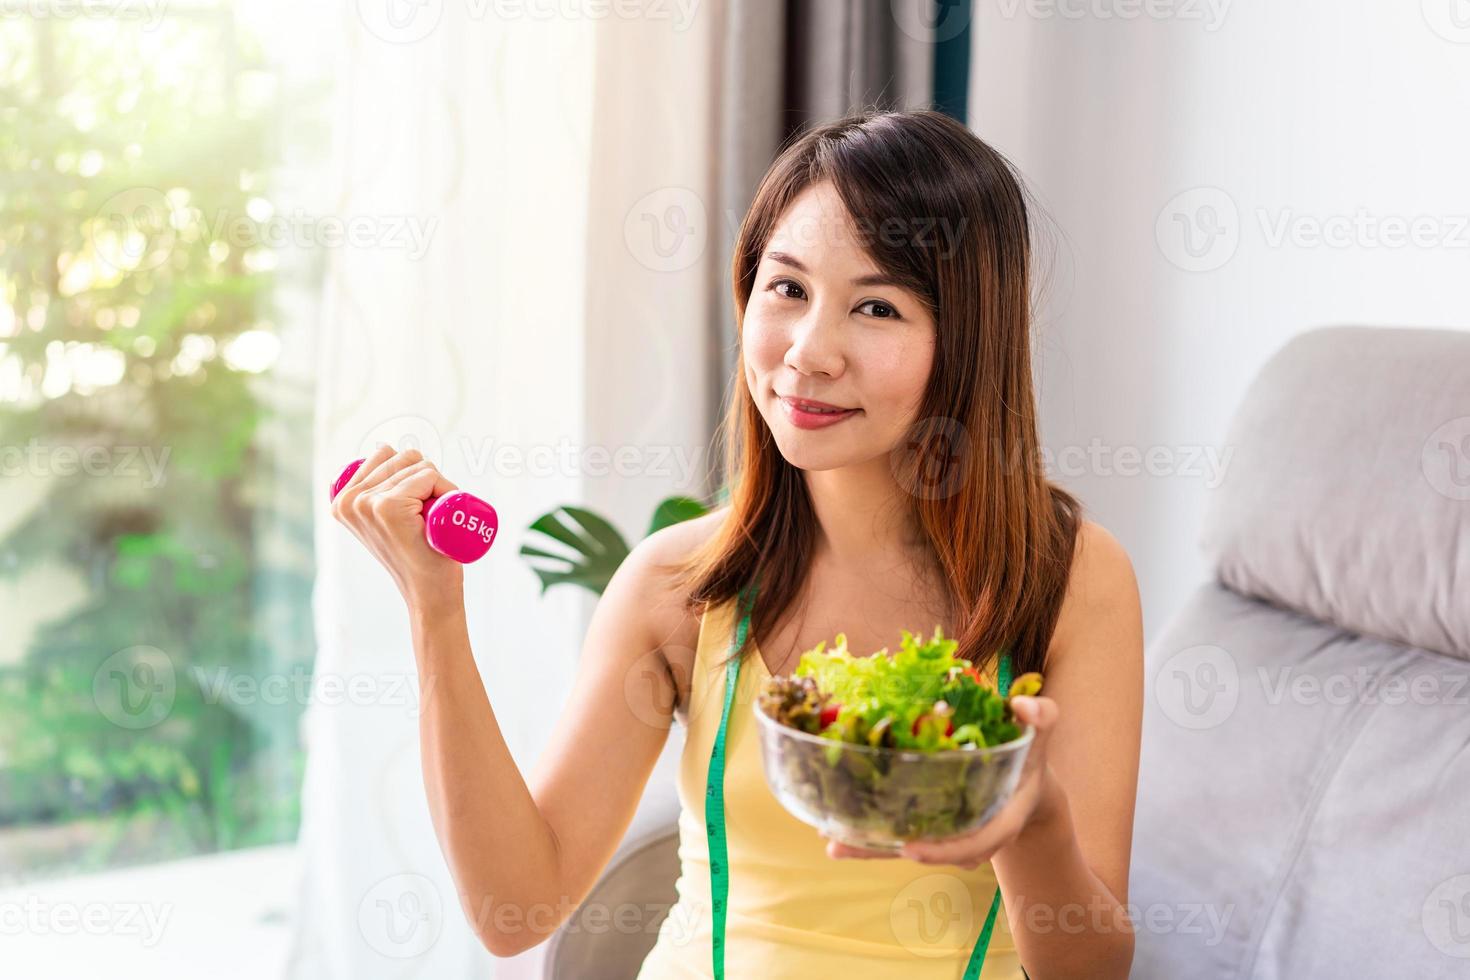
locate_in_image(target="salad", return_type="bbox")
[751,628,1042,845]
[756,626,1043,753]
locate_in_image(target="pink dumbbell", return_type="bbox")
[330,458,499,564]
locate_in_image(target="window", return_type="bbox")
[0,3,322,883]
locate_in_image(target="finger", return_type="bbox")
[369,459,440,497]
[383,464,459,505]
[899,825,1004,867]
[341,444,395,495]
[355,446,426,494]
[1010,694,1057,727]
[825,839,897,860]
[1011,695,1059,745]
[1010,696,1058,778]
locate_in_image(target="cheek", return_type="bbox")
[741,312,787,376]
[862,331,934,418]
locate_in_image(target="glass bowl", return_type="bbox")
[751,699,1034,852]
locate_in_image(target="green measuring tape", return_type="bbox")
[704,583,1013,979]
[704,583,755,977]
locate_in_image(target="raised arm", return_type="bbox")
[331,445,710,956]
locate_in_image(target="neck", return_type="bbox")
[802,457,929,570]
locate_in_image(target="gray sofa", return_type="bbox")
[1130,325,1470,978]
[542,822,680,978]
[548,325,1470,979]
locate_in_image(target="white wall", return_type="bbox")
[970,0,1470,640]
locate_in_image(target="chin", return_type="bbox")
[761,415,873,472]
[773,442,854,472]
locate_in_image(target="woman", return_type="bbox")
[332,108,1143,979]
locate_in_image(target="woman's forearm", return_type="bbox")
[408,600,563,955]
[991,773,1134,979]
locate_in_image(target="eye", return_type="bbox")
[857,299,901,320]
[769,278,806,301]
[766,278,903,320]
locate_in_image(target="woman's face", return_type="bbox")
[742,181,937,473]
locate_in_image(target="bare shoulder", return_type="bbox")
[1047,519,1144,668]
[627,504,730,568]
[603,505,730,658]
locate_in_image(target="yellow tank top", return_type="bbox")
[635,597,1025,979]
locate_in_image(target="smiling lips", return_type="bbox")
[779,395,861,430]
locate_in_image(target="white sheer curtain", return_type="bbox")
[289,4,720,977]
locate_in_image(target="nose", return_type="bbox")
[783,306,845,378]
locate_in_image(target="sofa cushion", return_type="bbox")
[1200,326,1470,661]
[1132,581,1470,979]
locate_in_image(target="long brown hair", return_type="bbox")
[679,108,1081,680]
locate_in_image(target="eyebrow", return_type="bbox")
[765,250,904,289]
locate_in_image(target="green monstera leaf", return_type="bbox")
[520,506,629,596]
[647,495,708,535]
[521,495,711,596]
